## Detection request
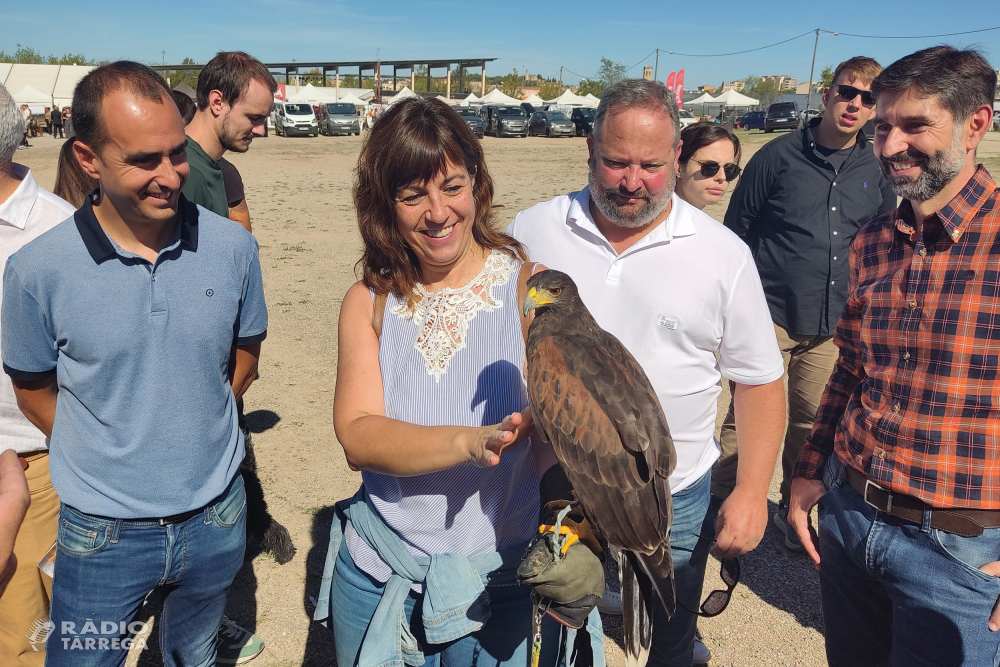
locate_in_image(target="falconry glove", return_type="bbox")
[517,464,604,629]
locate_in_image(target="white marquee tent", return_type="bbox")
[1,63,95,108]
[479,88,522,105]
[385,86,418,106]
[712,89,759,107]
[52,65,93,107]
[583,93,600,107]
[334,92,367,107]
[683,92,718,106]
[544,89,589,107]
[435,95,457,106]
[12,85,51,105]
[522,93,545,106]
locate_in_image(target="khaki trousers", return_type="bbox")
[713,323,839,504]
[0,453,58,667]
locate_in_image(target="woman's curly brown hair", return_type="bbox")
[354,97,526,302]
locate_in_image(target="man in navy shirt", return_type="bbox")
[1,61,267,667]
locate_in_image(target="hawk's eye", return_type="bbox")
[550,288,562,296]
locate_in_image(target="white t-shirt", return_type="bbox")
[0,165,75,454]
[506,187,783,493]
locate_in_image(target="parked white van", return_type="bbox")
[272,102,318,137]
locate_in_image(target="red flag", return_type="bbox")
[274,84,286,101]
[665,71,676,91]
[674,69,685,106]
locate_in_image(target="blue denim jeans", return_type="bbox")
[818,457,1000,667]
[46,474,247,667]
[331,539,600,667]
[650,469,715,667]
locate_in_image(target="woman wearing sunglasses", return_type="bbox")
[674,122,742,211]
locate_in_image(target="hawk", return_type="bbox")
[522,269,676,667]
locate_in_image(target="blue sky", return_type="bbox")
[4,1,998,87]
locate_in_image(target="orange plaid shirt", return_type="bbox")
[795,166,1000,509]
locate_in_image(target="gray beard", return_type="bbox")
[587,168,675,229]
[880,134,967,203]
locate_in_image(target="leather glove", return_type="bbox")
[517,465,604,629]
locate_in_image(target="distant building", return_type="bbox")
[722,81,745,92]
[643,66,653,81]
[762,75,798,91]
[697,85,718,94]
[795,81,825,95]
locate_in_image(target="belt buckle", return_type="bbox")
[864,478,892,513]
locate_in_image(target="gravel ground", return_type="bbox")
[16,129,1000,667]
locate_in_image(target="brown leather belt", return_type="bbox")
[846,466,1000,537]
[18,451,47,463]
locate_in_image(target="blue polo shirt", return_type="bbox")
[1,195,267,518]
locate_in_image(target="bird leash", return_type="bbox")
[528,504,573,667]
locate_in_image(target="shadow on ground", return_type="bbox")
[302,505,338,666]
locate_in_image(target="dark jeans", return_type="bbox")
[818,457,1000,667]
[46,475,247,667]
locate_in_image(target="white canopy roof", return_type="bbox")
[544,89,589,106]
[583,93,600,107]
[712,89,759,106]
[52,64,93,107]
[683,92,717,105]
[333,92,366,106]
[4,65,58,104]
[385,86,418,106]
[0,65,12,88]
[522,93,545,105]
[287,83,338,103]
[479,88,522,105]
[12,85,51,104]
[463,92,480,103]
[434,95,457,105]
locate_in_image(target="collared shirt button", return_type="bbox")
[893,402,901,412]
[831,280,836,285]
[951,230,960,240]
[919,248,927,256]
[832,182,837,186]
[879,450,886,459]
[909,299,918,308]
[833,231,839,235]
[151,274,156,281]
[902,351,910,360]
[831,206,837,211]
[833,256,838,261]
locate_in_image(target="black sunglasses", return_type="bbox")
[691,159,741,182]
[679,557,740,618]
[837,85,875,107]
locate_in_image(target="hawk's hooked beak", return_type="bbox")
[523,286,553,317]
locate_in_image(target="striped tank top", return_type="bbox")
[344,250,543,586]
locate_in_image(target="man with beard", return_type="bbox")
[788,46,1000,667]
[507,79,786,667]
[183,51,274,221]
[721,57,895,552]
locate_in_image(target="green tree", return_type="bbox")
[742,75,780,106]
[597,57,626,89]
[0,46,95,65]
[165,57,199,91]
[499,69,523,99]
[538,80,561,100]
[576,78,604,97]
[819,65,834,89]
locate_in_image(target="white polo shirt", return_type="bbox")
[0,164,75,455]
[507,187,783,493]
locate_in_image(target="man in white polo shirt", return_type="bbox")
[0,83,74,667]
[507,79,785,667]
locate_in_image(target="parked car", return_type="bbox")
[799,108,822,125]
[456,107,485,138]
[318,102,360,136]
[571,107,596,136]
[678,109,698,128]
[764,102,799,133]
[490,106,529,137]
[273,102,318,137]
[528,110,575,137]
[736,110,766,130]
[520,102,537,118]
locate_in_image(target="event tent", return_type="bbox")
[479,88,522,105]
[172,81,196,101]
[583,93,600,107]
[683,92,717,106]
[4,65,59,104]
[435,95,457,105]
[0,65,12,88]
[52,65,93,108]
[334,92,366,107]
[12,85,51,105]
[522,93,545,106]
[712,89,759,106]
[544,89,589,106]
[385,86,418,106]
[287,83,341,104]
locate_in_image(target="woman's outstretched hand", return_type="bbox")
[469,408,535,467]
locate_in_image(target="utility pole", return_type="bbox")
[162,51,165,66]
[805,28,819,113]
[654,49,660,82]
[559,66,563,92]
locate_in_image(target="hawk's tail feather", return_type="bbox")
[635,545,676,618]
[615,547,652,667]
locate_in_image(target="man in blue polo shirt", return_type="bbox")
[1,61,267,667]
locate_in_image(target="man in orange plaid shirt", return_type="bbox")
[788,46,999,666]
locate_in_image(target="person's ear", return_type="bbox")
[822,86,831,108]
[208,90,228,119]
[72,141,102,181]
[966,104,993,151]
[673,139,683,175]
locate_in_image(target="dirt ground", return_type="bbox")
[16,128,1000,667]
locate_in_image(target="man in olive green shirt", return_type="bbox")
[183,51,275,229]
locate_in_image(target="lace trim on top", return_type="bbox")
[393,250,516,382]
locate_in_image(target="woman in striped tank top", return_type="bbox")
[318,97,573,667]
